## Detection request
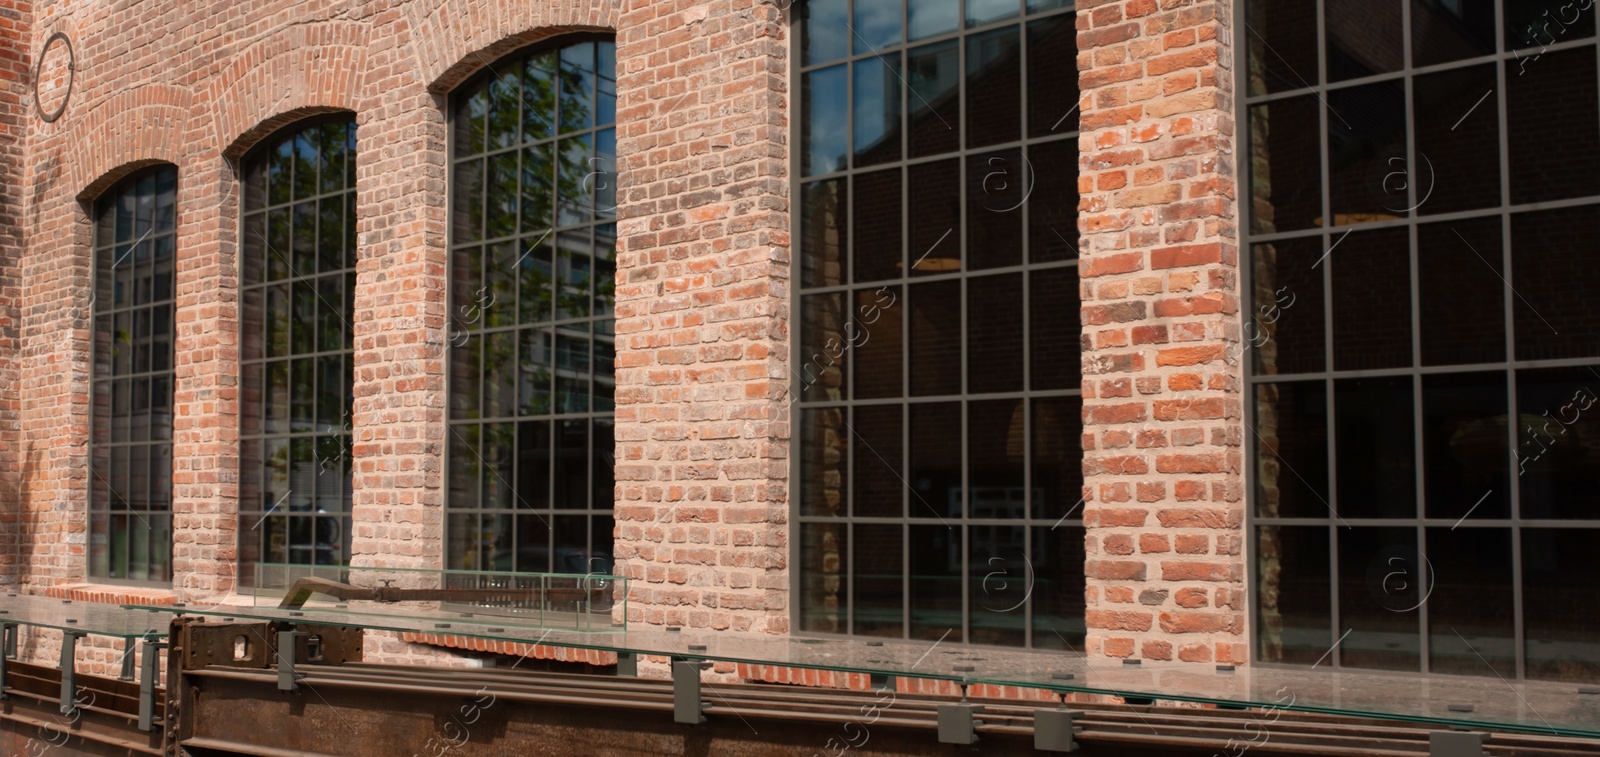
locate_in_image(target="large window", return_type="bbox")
[445,38,618,576]
[239,119,357,573]
[795,0,1083,648]
[90,167,178,582]
[1247,0,1600,680]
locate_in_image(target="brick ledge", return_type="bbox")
[44,583,179,606]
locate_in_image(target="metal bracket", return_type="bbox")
[937,703,982,745]
[59,630,84,715]
[139,639,167,732]
[119,635,137,681]
[1034,709,1085,752]
[0,622,14,700]
[1430,731,1488,757]
[277,628,307,692]
[672,659,705,725]
[616,651,637,677]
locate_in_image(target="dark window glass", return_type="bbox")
[1412,0,1496,67]
[803,0,850,65]
[1246,0,1318,96]
[1506,0,1596,50]
[240,120,356,579]
[1331,228,1411,371]
[1249,0,1600,683]
[1327,80,1409,226]
[1248,96,1323,234]
[1523,528,1600,681]
[1506,47,1600,205]
[1422,372,1509,521]
[1327,0,1405,82]
[91,167,178,583]
[448,38,616,576]
[1255,525,1332,665]
[1335,376,1417,519]
[1414,64,1497,216]
[1417,217,1504,366]
[1512,205,1600,361]
[797,1,1081,648]
[1427,527,1515,677]
[1338,526,1422,671]
[1254,381,1330,519]
[1515,367,1600,520]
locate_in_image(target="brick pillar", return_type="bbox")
[1076,0,1246,665]
[0,0,28,586]
[611,0,791,633]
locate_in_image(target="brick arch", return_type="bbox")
[66,82,191,200]
[203,20,368,160]
[405,0,620,94]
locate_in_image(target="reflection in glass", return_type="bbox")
[91,166,178,583]
[448,40,617,574]
[1256,525,1331,664]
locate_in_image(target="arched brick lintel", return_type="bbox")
[204,20,368,160]
[67,82,191,201]
[406,0,619,94]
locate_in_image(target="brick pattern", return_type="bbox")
[610,0,792,633]
[1075,0,1247,665]
[0,0,29,587]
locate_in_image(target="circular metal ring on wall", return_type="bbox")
[33,31,74,123]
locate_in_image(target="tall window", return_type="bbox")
[90,167,178,582]
[446,38,618,575]
[795,0,1082,648]
[238,119,357,574]
[1247,0,1600,681]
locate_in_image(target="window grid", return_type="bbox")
[1243,0,1600,681]
[445,37,618,577]
[794,0,1086,650]
[89,166,179,584]
[238,118,359,576]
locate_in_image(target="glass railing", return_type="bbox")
[0,593,168,639]
[246,563,626,633]
[119,597,1600,739]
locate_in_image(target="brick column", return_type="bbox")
[1076,0,1246,665]
[611,0,791,633]
[0,0,29,586]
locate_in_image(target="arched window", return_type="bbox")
[446,37,617,575]
[238,118,357,575]
[90,166,179,582]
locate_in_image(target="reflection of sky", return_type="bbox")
[910,0,958,40]
[807,66,849,175]
[805,0,849,63]
[854,58,899,155]
[967,0,1020,26]
[854,0,902,53]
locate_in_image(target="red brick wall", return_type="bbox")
[1075,0,1247,665]
[610,0,792,634]
[0,0,29,587]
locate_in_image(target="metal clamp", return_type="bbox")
[1034,708,1085,752]
[0,622,14,701]
[616,651,638,677]
[672,659,705,725]
[139,639,167,732]
[60,630,84,715]
[1430,731,1488,757]
[937,703,982,745]
[278,628,308,692]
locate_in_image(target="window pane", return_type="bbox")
[800,408,846,517]
[966,27,1020,148]
[1523,528,1600,681]
[1254,381,1330,519]
[854,286,903,399]
[853,524,903,637]
[1515,367,1600,520]
[1326,0,1404,82]
[908,159,959,275]
[1512,205,1600,360]
[1255,525,1331,664]
[852,168,902,283]
[908,279,960,396]
[1247,0,1318,96]
[1338,526,1421,671]
[803,66,849,176]
[909,402,961,518]
[1506,0,1596,50]
[967,149,1023,270]
[1506,47,1600,205]
[1422,372,1509,521]
[909,0,958,40]
[803,0,850,65]
[801,179,848,289]
[1331,228,1411,371]
[801,523,846,633]
[1249,96,1322,234]
[1427,527,1514,677]
[855,56,902,167]
[854,0,901,53]
[969,523,1025,646]
[967,273,1022,394]
[910,523,961,641]
[1335,376,1416,519]
[1327,80,1409,226]
[908,40,961,157]
[853,404,902,518]
[1417,217,1504,366]
[1029,266,1079,391]
[1027,15,1079,137]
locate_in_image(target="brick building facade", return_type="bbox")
[0,0,1593,687]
